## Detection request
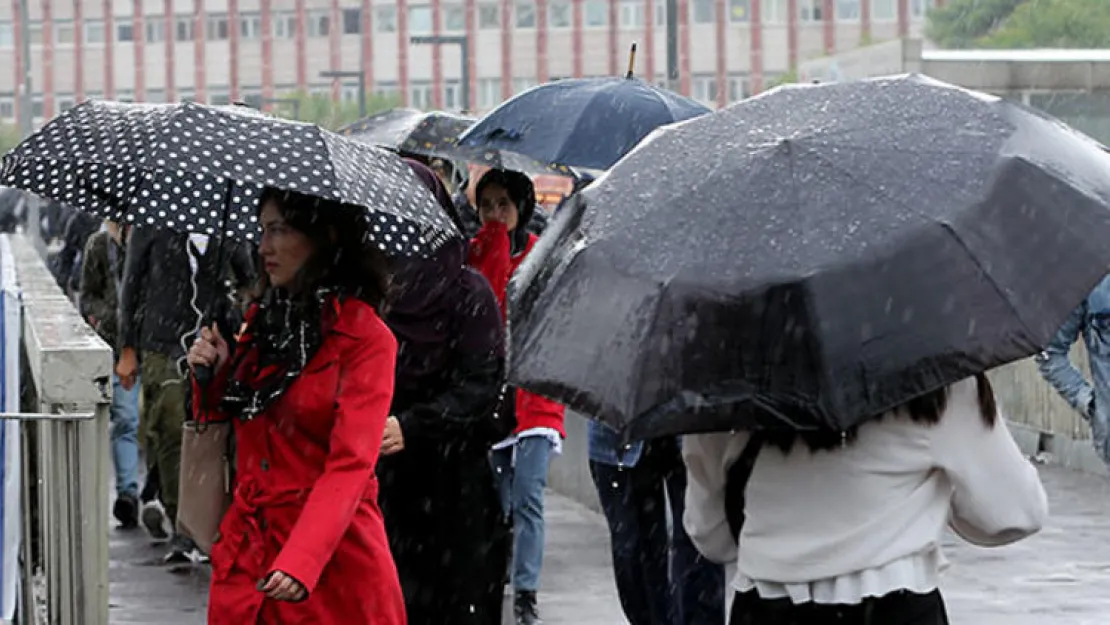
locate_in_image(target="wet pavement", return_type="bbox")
[108,465,1109,624]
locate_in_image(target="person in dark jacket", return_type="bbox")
[52,209,100,300]
[116,226,255,561]
[379,160,512,625]
[0,187,25,234]
[79,221,143,528]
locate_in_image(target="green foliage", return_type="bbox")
[273,90,402,130]
[766,70,799,89]
[926,0,1026,48]
[978,0,1110,48]
[0,124,21,157]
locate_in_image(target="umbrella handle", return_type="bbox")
[626,43,638,79]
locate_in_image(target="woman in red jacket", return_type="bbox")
[469,169,566,625]
[186,188,406,625]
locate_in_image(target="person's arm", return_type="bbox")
[78,235,114,334]
[933,379,1048,547]
[468,221,512,310]
[1036,303,1094,419]
[118,227,155,351]
[268,317,398,595]
[681,431,749,565]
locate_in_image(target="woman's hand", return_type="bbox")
[381,416,405,456]
[186,324,230,373]
[258,570,308,602]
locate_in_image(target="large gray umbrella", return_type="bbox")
[508,74,1110,440]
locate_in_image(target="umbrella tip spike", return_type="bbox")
[626,43,638,79]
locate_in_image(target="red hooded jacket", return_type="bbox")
[469,220,566,437]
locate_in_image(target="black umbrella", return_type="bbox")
[0,100,459,256]
[508,74,1110,440]
[339,108,475,158]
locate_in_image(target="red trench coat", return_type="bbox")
[196,297,406,625]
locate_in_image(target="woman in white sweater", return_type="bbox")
[682,374,1048,624]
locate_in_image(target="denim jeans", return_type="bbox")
[110,373,141,498]
[590,439,725,625]
[490,435,553,592]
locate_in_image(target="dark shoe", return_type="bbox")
[514,590,542,625]
[140,500,169,541]
[112,493,139,529]
[163,534,209,565]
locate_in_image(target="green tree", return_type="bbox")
[926,0,1026,48]
[273,90,402,130]
[0,124,21,156]
[978,0,1110,48]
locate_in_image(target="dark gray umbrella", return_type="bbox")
[508,74,1110,440]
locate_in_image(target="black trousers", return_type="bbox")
[729,589,949,625]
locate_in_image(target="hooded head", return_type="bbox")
[475,168,536,254]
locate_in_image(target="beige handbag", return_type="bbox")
[176,421,233,554]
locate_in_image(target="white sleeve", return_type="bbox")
[681,431,749,566]
[931,379,1048,547]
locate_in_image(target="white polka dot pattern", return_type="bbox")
[0,100,459,256]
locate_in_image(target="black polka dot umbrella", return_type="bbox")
[0,100,460,257]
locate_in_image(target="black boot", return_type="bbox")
[513,590,542,625]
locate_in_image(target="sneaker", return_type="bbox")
[112,493,139,529]
[513,590,542,625]
[163,534,209,565]
[140,500,170,541]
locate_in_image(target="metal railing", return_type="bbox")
[3,234,112,625]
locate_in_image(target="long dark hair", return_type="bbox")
[254,188,391,311]
[766,373,999,453]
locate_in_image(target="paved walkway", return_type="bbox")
[109,465,1110,624]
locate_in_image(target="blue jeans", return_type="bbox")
[590,439,725,625]
[490,435,553,592]
[110,373,141,498]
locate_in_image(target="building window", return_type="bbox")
[57,96,74,112]
[308,10,330,37]
[444,81,460,110]
[478,4,500,28]
[836,0,860,20]
[411,82,433,110]
[207,14,229,40]
[655,3,666,26]
[0,98,15,120]
[549,0,572,27]
[241,92,263,109]
[146,89,166,103]
[513,78,537,94]
[56,20,75,45]
[343,7,362,34]
[376,7,397,32]
[445,5,467,31]
[693,75,717,104]
[116,89,134,102]
[911,0,934,17]
[764,0,788,21]
[799,0,822,21]
[84,20,106,43]
[478,78,502,109]
[145,20,164,43]
[585,0,608,26]
[0,23,11,48]
[516,1,536,27]
[116,20,134,42]
[175,16,193,41]
[240,13,261,38]
[871,0,896,20]
[210,90,231,105]
[28,23,42,45]
[730,0,749,21]
[374,81,399,98]
[690,0,714,23]
[620,1,644,28]
[31,97,43,119]
[274,12,297,38]
[728,75,748,101]
[409,5,432,33]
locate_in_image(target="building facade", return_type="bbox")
[0,0,931,125]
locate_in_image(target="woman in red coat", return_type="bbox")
[187,188,406,625]
[468,169,566,625]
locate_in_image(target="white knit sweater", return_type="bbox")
[682,378,1048,604]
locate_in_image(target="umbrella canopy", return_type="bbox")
[508,74,1110,440]
[340,108,476,158]
[457,77,711,171]
[0,100,459,256]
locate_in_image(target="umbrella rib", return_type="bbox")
[798,145,1037,343]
